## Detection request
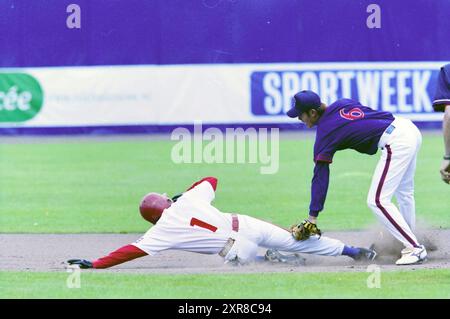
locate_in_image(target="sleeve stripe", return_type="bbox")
[203,177,217,191]
[186,177,218,191]
[92,244,147,269]
[315,155,333,163]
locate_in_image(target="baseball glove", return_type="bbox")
[440,158,450,184]
[291,219,322,241]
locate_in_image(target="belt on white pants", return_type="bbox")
[219,214,239,257]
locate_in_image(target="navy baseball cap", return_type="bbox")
[286,90,321,118]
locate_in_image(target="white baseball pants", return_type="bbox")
[367,117,422,248]
[224,214,345,263]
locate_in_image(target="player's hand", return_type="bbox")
[67,259,93,269]
[440,158,450,184]
[291,219,322,241]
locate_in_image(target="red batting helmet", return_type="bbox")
[139,193,172,224]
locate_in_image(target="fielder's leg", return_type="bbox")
[367,144,420,249]
[394,127,422,231]
[394,155,417,231]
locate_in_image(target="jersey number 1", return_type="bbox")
[190,218,218,232]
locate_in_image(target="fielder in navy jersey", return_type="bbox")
[287,90,427,265]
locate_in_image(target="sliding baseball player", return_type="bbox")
[67,177,376,269]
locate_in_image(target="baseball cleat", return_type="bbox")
[264,249,306,266]
[395,245,427,265]
[352,245,377,261]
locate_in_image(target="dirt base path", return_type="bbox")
[1,230,449,274]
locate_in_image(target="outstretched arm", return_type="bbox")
[92,244,148,268]
[68,244,147,269]
[308,161,330,221]
[291,162,329,241]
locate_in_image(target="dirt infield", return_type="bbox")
[1,229,449,274]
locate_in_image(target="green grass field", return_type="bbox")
[0,134,448,233]
[1,269,450,299]
[1,134,449,299]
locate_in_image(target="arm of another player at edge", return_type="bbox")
[92,244,148,269]
[441,105,450,183]
[443,105,450,156]
[308,161,331,223]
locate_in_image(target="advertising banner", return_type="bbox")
[0,62,446,132]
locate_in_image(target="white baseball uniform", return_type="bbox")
[367,116,422,248]
[133,180,344,263]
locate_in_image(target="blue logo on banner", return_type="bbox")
[251,69,439,116]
